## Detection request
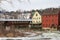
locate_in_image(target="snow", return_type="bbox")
[0,32,60,40]
[42,32,60,40]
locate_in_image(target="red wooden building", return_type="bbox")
[42,8,60,30]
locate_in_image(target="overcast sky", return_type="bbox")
[0,0,60,11]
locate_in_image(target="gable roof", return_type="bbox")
[31,11,42,17]
[42,8,60,15]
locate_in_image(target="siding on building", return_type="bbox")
[42,9,60,29]
[32,11,42,24]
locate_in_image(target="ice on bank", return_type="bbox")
[0,32,60,40]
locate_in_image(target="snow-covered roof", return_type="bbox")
[0,19,32,21]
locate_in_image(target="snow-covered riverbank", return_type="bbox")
[0,31,60,40]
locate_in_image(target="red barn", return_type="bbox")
[42,8,60,30]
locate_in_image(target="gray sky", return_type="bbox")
[0,0,60,11]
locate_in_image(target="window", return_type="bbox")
[39,18,40,19]
[33,18,35,19]
[39,21,40,22]
[46,19,48,21]
[49,24,50,26]
[33,21,35,23]
[49,15,50,17]
[36,21,38,23]
[46,15,47,17]
[36,14,38,16]
[52,19,54,22]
